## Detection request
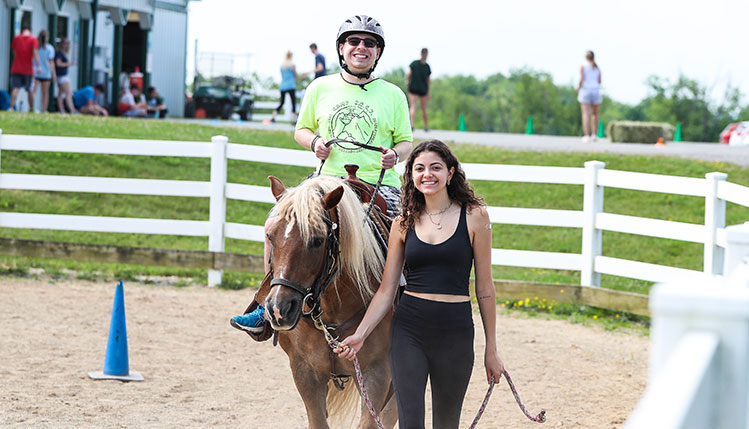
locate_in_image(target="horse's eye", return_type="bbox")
[310,237,324,248]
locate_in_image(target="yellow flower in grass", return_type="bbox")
[593,315,598,319]
[616,314,620,318]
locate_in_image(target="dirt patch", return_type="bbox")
[0,278,648,428]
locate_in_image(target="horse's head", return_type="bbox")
[264,176,345,331]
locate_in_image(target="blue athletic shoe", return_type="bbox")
[230,305,266,333]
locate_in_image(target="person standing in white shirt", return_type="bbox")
[576,51,602,143]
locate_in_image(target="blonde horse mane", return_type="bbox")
[274,176,385,299]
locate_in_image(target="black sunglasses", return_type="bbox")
[345,37,378,48]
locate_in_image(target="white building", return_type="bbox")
[1,0,192,116]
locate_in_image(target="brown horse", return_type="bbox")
[263,175,397,429]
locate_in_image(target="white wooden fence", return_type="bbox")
[624,223,749,429]
[1,131,749,287]
[252,88,302,122]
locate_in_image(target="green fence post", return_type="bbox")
[525,116,533,135]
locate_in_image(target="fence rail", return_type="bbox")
[624,256,749,428]
[1,131,748,287]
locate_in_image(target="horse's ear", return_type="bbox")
[268,176,286,201]
[322,186,344,210]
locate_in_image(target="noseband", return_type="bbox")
[270,206,341,319]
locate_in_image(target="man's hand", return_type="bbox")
[380,147,398,169]
[313,137,332,160]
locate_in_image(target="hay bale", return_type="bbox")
[606,121,675,143]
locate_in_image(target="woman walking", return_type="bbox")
[55,38,75,113]
[271,51,297,122]
[335,139,504,428]
[33,30,55,112]
[576,50,602,143]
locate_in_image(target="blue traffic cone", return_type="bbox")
[88,281,143,381]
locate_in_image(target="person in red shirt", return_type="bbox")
[10,24,41,111]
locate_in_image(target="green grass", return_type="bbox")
[493,296,650,335]
[2,111,749,293]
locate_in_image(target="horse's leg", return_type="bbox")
[289,357,331,429]
[356,356,398,429]
[355,320,398,429]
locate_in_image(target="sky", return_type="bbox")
[186,0,749,105]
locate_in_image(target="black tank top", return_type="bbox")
[404,204,473,296]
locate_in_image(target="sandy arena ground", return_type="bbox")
[0,278,649,428]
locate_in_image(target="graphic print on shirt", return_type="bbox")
[329,100,378,152]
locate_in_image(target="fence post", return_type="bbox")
[208,135,228,287]
[722,223,749,277]
[705,172,728,276]
[626,269,749,428]
[581,161,605,286]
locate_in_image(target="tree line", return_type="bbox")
[380,68,749,142]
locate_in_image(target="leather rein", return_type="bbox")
[318,138,388,219]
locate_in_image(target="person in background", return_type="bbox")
[33,30,56,113]
[406,47,432,132]
[55,38,75,113]
[145,86,168,118]
[73,84,108,116]
[576,50,602,143]
[308,43,326,79]
[10,24,41,111]
[119,86,148,117]
[271,51,297,122]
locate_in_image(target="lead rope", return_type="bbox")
[313,313,546,428]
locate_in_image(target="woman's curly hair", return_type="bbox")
[399,139,484,231]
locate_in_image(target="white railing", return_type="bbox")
[625,226,749,428]
[252,88,302,122]
[1,131,748,286]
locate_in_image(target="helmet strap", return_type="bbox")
[341,63,374,81]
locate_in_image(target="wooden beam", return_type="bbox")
[0,238,264,273]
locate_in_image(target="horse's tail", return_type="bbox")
[326,379,361,429]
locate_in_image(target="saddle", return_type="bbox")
[239,165,392,343]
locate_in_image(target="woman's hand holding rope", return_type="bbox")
[485,350,505,385]
[333,332,365,361]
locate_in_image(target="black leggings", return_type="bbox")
[275,89,296,113]
[389,293,474,429]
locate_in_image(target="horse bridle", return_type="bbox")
[318,138,388,219]
[269,205,341,321]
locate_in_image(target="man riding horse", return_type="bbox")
[231,14,412,332]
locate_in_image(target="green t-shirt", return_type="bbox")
[296,74,412,187]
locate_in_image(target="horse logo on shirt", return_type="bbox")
[329,100,377,152]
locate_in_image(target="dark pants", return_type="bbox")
[276,89,296,113]
[389,293,474,429]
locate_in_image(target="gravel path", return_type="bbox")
[173,119,749,166]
